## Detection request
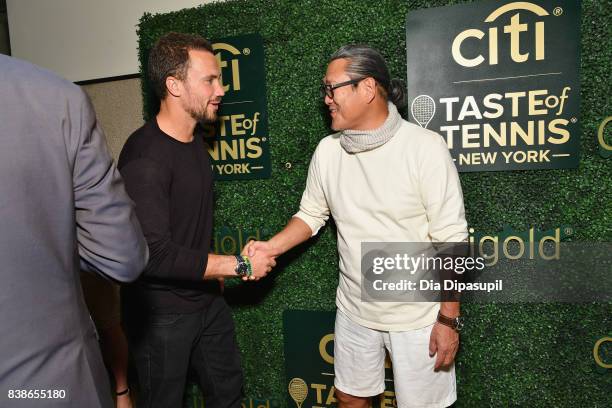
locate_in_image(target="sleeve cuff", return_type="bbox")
[293,212,324,237]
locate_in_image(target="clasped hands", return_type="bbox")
[240,240,280,282]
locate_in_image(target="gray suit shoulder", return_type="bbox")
[0,54,90,108]
[1,54,77,88]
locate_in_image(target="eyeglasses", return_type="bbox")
[319,78,364,99]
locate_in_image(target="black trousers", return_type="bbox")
[124,296,243,408]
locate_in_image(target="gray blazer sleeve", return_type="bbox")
[72,91,148,282]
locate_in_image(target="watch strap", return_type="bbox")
[234,254,253,277]
[437,311,463,331]
[243,255,253,277]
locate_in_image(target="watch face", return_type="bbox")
[235,259,248,276]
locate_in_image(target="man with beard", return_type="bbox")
[118,33,276,408]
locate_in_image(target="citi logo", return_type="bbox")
[452,1,551,67]
[213,42,247,92]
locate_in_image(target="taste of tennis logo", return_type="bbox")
[406,0,580,172]
[202,34,271,181]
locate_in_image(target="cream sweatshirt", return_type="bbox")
[294,120,468,331]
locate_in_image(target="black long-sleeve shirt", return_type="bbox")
[118,119,219,313]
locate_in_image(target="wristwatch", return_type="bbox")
[437,311,464,332]
[234,255,249,277]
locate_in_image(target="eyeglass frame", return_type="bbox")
[319,78,364,99]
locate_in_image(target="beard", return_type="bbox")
[186,102,218,124]
[182,85,220,124]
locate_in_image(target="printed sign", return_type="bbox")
[203,34,271,180]
[283,310,397,408]
[406,0,581,171]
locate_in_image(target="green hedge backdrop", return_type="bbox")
[136,0,611,406]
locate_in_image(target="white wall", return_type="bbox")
[7,0,215,82]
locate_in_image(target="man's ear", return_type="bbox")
[360,77,377,104]
[165,76,182,98]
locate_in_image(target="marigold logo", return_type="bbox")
[598,116,612,158]
[593,337,612,369]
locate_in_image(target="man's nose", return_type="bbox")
[216,81,225,98]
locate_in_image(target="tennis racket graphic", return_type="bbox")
[288,378,308,408]
[411,95,436,128]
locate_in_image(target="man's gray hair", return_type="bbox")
[330,44,406,108]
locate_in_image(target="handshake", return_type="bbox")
[239,240,280,282]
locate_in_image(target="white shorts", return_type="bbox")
[334,310,456,408]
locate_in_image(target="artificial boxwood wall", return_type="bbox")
[137,0,611,406]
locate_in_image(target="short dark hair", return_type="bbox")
[148,32,214,99]
[329,44,406,108]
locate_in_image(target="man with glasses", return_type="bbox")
[247,44,467,407]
